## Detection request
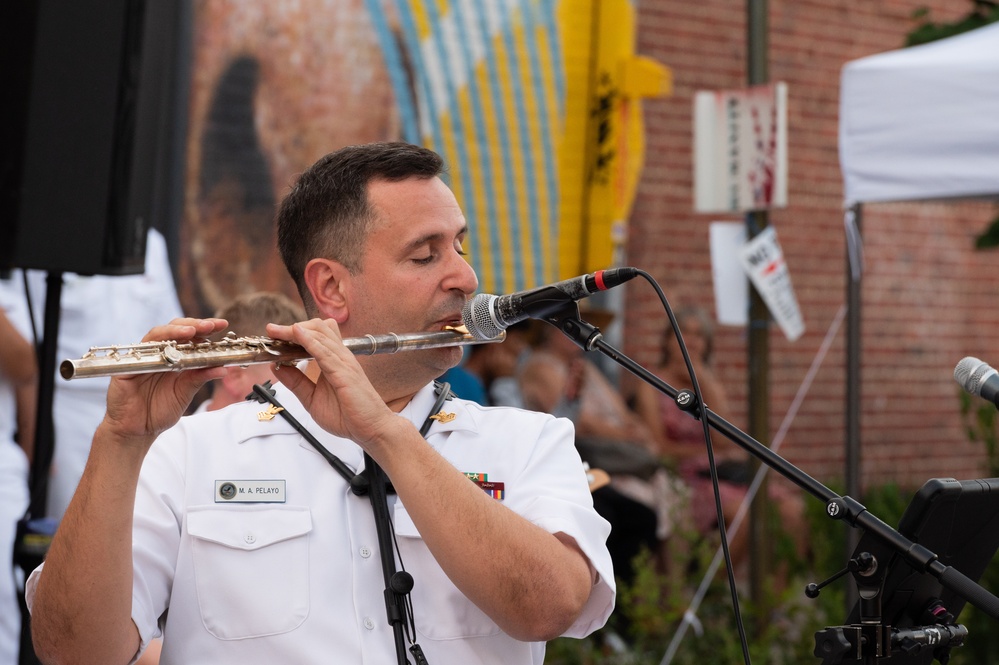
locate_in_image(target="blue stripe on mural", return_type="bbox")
[394,2,447,169]
[540,0,565,118]
[538,0,564,271]
[521,1,556,287]
[500,1,536,291]
[473,5,520,292]
[423,1,479,286]
[449,1,496,288]
[363,0,420,144]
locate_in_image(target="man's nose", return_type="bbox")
[447,250,479,295]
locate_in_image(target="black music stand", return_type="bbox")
[817,478,999,665]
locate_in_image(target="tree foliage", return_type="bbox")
[906,1,999,46]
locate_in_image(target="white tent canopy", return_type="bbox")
[839,22,999,205]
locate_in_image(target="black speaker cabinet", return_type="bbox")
[1,0,185,276]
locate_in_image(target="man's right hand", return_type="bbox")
[101,318,228,447]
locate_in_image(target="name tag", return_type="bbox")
[215,480,287,503]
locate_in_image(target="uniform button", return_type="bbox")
[359,546,372,559]
[244,533,256,544]
[363,617,375,630]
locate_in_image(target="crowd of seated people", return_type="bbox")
[443,303,807,590]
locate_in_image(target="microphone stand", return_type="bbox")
[362,454,415,665]
[543,305,999,662]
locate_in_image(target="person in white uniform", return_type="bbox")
[25,228,184,522]
[27,142,615,664]
[0,271,37,665]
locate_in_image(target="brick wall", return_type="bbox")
[626,1,998,495]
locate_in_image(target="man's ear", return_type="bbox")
[303,258,349,322]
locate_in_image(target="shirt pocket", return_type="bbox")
[393,504,502,640]
[186,505,312,640]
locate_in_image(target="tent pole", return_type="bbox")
[845,202,863,612]
[746,0,771,616]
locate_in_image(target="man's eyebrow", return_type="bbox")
[402,225,469,253]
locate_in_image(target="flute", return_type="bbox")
[60,326,503,380]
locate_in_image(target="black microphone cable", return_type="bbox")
[630,269,752,665]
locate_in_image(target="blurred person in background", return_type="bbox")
[630,305,807,573]
[25,228,183,523]
[195,291,306,414]
[0,271,37,664]
[516,312,684,583]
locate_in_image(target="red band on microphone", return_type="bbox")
[593,270,607,291]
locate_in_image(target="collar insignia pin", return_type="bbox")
[258,404,285,422]
[429,411,456,423]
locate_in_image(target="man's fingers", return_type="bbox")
[141,318,228,343]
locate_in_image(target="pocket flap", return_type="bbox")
[187,506,312,550]
[392,502,419,538]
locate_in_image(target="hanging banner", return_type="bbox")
[693,82,788,213]
[738,226,804,341]
[558,0,671,278]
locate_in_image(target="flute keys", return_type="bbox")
[162,345,183,365]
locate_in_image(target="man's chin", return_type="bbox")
[435,345,466,372]
[362,345,463,384]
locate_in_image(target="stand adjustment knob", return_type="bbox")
[814,626,859,664]
[675,389,699,414]
[826,497,847,519]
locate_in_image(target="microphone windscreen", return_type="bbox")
[955,356,993,395]
[461,294,504,341]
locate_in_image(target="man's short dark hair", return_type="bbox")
[277,142,445,314]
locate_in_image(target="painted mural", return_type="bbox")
[178,0,666,318]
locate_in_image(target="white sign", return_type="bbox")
[738,226,804,342]
[693,82,788,213]
[709,221,749,326]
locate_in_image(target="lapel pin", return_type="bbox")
[257,404,285,421]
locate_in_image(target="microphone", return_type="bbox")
[954,357,999,408]
[461,267,638,340]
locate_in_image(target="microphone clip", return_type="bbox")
[543,304,604,351]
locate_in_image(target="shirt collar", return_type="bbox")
[399,381,480,437]
[229,381,480,447]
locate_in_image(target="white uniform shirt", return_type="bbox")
[126,382,614,664]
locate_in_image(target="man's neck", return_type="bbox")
[384,392,418,413]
